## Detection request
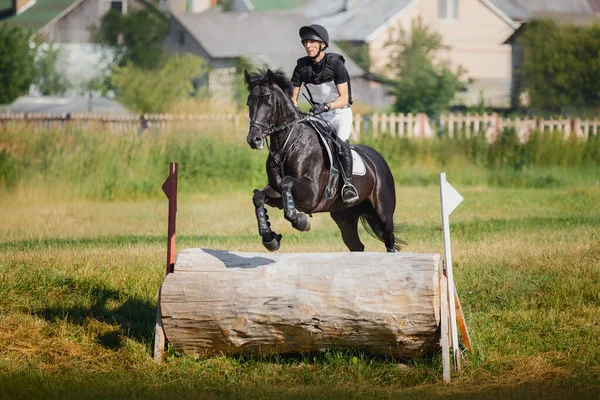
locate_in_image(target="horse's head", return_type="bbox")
[245,69,295,150]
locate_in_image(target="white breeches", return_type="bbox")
[320,107,353,142]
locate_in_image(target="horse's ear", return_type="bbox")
[266,69,275,83]
[244,69,251,85]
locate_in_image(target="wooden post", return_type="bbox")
[398,113,405,137]
[416,113,427,138]
[372,114,380,138]
[440,260,451,383]
[162,163,178,275]
[155,162,178,363]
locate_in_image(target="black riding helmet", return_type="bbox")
[299,24,329,48]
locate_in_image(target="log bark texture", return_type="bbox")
[160,249,442,358]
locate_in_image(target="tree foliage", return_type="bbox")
[33,42,70,95]
[518,19,600,115]
[385,20,464,116]
[111,53,209,113]
[0,24,36,104]
[337,41,370,72]
[91,9,168,69]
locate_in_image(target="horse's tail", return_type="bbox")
[359,215,406,251]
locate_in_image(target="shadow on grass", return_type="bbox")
[34,276,156,349]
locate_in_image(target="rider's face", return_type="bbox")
[302,40,323,58]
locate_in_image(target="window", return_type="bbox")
[177,30,185,46]
[111,1,123,13]
[438,0,458,19]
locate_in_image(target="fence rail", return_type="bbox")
[1,112,598,142]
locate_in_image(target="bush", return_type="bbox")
[0,24,36,104]
[518,19,600,114]
[111,54,209,113]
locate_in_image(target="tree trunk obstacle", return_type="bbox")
[158,249,447,359]
[155,163,469,383]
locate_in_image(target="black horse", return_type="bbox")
[245,69,402,252]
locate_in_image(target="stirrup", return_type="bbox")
[341,183,359,204]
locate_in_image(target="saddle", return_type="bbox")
[305,116,347,210]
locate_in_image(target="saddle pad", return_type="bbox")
[351,149,366,176]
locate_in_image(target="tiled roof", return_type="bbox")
[0,0,81,34]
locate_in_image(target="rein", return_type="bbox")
[263,117,308,169]
[249,90,311,168]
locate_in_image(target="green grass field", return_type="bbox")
[0,126,599,399]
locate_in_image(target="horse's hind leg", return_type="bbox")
[253,189,282,252]
[330,210,365,252]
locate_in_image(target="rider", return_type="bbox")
[290,24,359,204]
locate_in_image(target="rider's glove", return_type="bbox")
[310,102,331,115]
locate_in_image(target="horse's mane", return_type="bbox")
[245,69,294,98]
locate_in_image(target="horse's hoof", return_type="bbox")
[263,237,281,252]
[292,214,311,232]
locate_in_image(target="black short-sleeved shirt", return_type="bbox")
[291,53,352,105]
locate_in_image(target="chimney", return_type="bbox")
[13,0,35,15]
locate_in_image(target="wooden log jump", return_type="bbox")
[157,248,447,360]
[155,163,470,383]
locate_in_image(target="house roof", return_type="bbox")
[250,0,309,11]
[501,0,600,44]
[172,8,363,76]
[315,0,416,42]
[489,0,594,21]
[0,0,12,12]
[314,0,522,42]
[590,0,600,12]
[301,0,346,18]
[9,95,130,114]
[0,0,82,34]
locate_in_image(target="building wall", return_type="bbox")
[159,0,216,14]
[39,0,148,43]
[352,77,394,109]
[367,0,514,106]
[163,16,236,98]
[369,0,513,80]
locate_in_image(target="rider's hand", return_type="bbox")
[310,103,330,115]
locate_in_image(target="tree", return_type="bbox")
[0,24,36,104]
[385,20,464,116]
[518,19,600,115]
[111,53,209,113]
[91,9,168,70]
[33,42,70,95]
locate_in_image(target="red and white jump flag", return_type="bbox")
[439,173,463,371]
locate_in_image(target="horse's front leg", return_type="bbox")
[253,188,282,252]
[280,176,312,232]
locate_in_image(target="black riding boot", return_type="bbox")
[339,141,359,204]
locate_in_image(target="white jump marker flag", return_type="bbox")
[439,173,463,372]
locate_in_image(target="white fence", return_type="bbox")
[1,112,598,142]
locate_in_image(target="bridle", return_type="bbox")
[248,86,310,166]
[248,89,308,137]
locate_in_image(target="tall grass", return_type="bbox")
[0,126,266,200]
[1,125,599,200]
[1,123,600,398]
